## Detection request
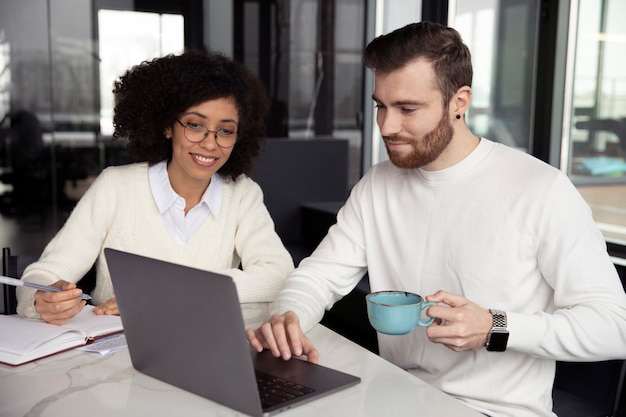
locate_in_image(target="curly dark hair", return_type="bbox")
[112,48,270,179]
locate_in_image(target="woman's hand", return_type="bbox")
[93,297,119,315]
[34,280,86,325]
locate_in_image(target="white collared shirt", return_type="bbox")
[148,160,222,245]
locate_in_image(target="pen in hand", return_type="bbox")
[0,275,92,301]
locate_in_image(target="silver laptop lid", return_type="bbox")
[104,248,360,417]
[105,248,264,416]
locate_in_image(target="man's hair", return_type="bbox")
[112,48,270,179]
[363,21,473,105]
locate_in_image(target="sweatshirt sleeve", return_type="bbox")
[269,184,369,332]
[507,173,626,360]
[16,167,119,319]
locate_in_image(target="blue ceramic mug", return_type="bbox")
[366,291,437,335]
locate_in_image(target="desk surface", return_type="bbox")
[0,324,482,417]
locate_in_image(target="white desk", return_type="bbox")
[0,325,483,417]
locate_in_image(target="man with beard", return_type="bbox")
[246,21,626,417]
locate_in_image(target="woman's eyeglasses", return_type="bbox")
[176,119,238,148]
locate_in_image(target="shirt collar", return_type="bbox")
[148,160,222,217]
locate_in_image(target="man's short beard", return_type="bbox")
[385,112,454,169]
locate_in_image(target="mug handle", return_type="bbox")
[418,301,438,326]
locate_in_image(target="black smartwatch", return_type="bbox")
[485,309,509,352]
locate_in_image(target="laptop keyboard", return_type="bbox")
[256,370,316,409]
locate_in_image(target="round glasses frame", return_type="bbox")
[175,119,238,148]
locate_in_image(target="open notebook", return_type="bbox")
[0,305,123,366]
[104,248,360,417]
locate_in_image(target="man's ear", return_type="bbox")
[452,85,472,116]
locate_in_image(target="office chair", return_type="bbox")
[0,110,88,216]
[575,117,626,157]
[2,247,97,315]
[552,359,626,417]
[1,247,39,315]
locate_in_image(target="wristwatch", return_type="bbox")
[485,309,509,352]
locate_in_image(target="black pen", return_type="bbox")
[0,275,92,301]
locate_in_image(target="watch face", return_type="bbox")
[487,330,509,352]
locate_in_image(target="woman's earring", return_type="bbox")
[456,114,461,120]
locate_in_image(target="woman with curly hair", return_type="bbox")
[16,49,294,325]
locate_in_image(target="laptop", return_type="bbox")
[104,248,360,417]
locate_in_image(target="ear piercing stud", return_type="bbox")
[456,114,461,120]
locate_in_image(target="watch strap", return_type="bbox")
[485,309,509,351]
[489,309,507,329]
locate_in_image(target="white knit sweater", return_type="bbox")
[271,138,626,417]
[17,163,294,319]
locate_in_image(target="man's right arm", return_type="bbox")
[247,184,370,361]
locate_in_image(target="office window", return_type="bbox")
[364,1,423,169]
[561,0,626,246]
[0,1,186,241]
[98,10,183,136]
[237,0,366,186]
[564,0,626,179]
[449,0,540,153]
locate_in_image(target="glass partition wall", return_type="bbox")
[0,0,184,253]
[2,0,623,258]
[561,0,626,250]
[0,0,368,256]
[563,0,626,182]
[236,0,366,186]
[450,0,540,154]
[0,0,100,252]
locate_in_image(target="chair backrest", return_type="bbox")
[251,138,349,246]
[1,247,97,315]
[552,359,626,417]
[1,247,38,315]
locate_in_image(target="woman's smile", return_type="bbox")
[191,153,218,166]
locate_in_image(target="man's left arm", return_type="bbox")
[508,175,626,360]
